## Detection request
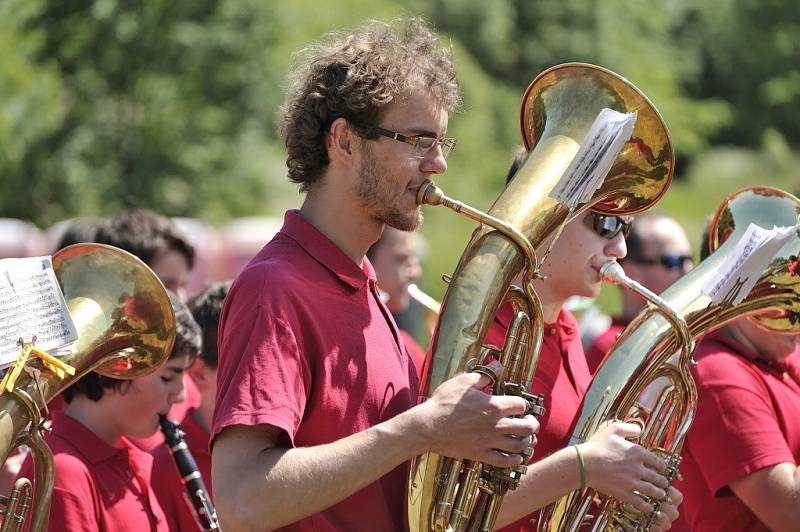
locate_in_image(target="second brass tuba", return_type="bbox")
[0,243,176,531]
[408,63,674,532]
[540,186,800,531]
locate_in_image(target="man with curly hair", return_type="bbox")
[210,18,539,531]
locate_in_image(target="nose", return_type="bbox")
[605,232,628,261]
[420,145,448,175]
[170,375,187,405]
[407,255,422,282]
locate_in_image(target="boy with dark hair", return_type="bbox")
[19,294,201,531]
[94,209,201,449]
[151,281,230,532]
[94,210,195,302]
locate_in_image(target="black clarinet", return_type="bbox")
[159,415,221,531]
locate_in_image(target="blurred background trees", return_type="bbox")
[2,0,799,299]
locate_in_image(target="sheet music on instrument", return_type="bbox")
[0,256,77,367]
[702,223,799,306]
[550,108,637,208]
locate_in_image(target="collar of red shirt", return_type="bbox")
[496,304,578,341]
[279,210,376,290]
[704,328,800,377]
[50,411,150,466]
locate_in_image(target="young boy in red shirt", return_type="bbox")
[151,281,229,531]
[19,293,201,532]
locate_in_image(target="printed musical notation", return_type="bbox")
[0,256,77,367]
[702,223,798,306]
[550,108,638,208]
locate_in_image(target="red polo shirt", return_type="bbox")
[18,411,168,532]
[150,409,211,532]
[675,330,800,531]
[212,210,419,532]
[585,316,629,375]
[399,329,425,380]
[486,306,592,532]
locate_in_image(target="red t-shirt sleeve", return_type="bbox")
[688,351,795,496]
[212,286,311,447]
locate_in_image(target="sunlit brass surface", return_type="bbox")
[0,477,32,532]
[408,63,674,532]
[519,63,673,217]
[541,187,800,531]
[0,243,175,531]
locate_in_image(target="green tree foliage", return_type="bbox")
[3,0,291,224]
[1,0,798,299]
[414,0,733,159]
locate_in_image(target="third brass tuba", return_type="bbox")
[540,186,800,531]
[408,63,674,532]
[0,243,175,531]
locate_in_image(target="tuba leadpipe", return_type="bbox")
[408,63,674,532]
[0,244,175,531]
[540,186,800,531]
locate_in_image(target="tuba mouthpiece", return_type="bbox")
[599,260,626,285]
[416,180,444,206]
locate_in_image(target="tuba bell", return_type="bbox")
[0,243,176,531]
[540,186,800,531]
[408,63,674,532]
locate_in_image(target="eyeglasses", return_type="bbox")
[583,213,633,239]
[632,254,694,270]
[369,126,457,159]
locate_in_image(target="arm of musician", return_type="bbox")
[495,421,672,528]
[729,462,800,532]
[212,369,538,532]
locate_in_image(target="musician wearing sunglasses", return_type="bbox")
[586,213,693,374]
[671,230,800,532]
[488,149,683,532]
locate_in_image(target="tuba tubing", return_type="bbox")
[409,63,675,532]
[540,186,800,531]
[0,243,176,531]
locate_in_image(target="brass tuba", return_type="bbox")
[407,63,674,532]
[0,243,176,531]
[540,186,800,531]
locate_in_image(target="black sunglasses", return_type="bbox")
[633,254,694,270]
[583,213,632,239]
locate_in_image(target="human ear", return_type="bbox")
[328,118,357,163]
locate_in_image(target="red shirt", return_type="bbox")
[399,329,425,380]
[487,306,593,532]
[150,409,212,532]
[585,316,629,375]
[18,412,168,532]
[675,330,800,531]
[212,210,419,532]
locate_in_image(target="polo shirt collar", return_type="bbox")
[494,304,578,342]
[51,411,130,465]
[280,210,373,290]
[707,328,800,375]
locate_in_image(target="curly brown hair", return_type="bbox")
[280,17,461,191]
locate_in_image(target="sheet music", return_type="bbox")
[550,108,637,208]
[702,223,798,306]
[0,256,77,366]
